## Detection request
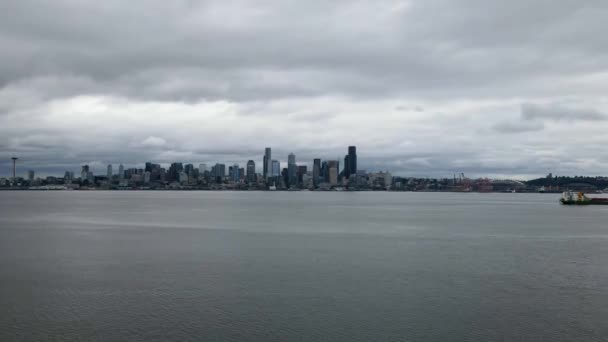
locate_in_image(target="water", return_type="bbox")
[1,191,607,341]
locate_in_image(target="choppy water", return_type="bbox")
[1,191,607,341]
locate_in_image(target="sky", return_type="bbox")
[1,0,608,179]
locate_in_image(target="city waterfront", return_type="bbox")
[1,191,607,341]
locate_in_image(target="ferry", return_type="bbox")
[560,191,608,205]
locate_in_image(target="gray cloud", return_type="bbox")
[2,0,608,178]
[522,103,608,121]
[493,121,545,134]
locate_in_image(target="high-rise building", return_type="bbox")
[328,160,339,185]
[199,164,207,173]
[246,160,256,183]
[231,164,240,183]
[118,164,125,179]
[211,163,226,183]
[168,162,183,182]
[321,161,328,183]
[297,165,307,186]
[80,165,90,180]
[107,164,113,180]
[272,160,280,177]
[348,146,357,178]
[64,171,74,183]
[287,153,297,187]
[263,147,272,179]
[313,159,321,187]
[344,154,350,179]
[185,164,194,177]
[27,170,35,182]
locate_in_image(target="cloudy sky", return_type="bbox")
[2,0,608,179]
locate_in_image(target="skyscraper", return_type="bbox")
[321,161,328,182]
[212,163,226,183]
[246,160,256,183]
[287,153,297,187]
[107,164,113,180]
[263,147,272,179]
[297,165,307,186]
[348,146,357,177]
[313,158,321,187]
[328,160,339,185]
[199,164,207,173]
[272,160,280,177]
[118,164,124,179]
[27,170,35,183]
[168,162,184,182]
[231,163,240,183]
[344,154,350,179]
[81,165,90,180]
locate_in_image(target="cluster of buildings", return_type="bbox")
[2,146,383,191]
[6,151,606,192]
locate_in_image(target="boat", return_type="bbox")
[560,191,608,205]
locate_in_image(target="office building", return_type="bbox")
[263,147,272,179]
[81,165,89,180]
[246,160,256,183]
[231,164,240,183]
[118,164,124,179]
[313,159,321,187]
[287,153,297,187]
[272,160,280,177]
[27,170,35,182]
[297,165,307,186]
[107,164,113,180]
[347,146,357,178]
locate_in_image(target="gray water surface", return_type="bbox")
[1,191,607,341]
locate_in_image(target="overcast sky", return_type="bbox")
[1,0,608,179]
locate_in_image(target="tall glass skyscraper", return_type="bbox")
[263,147,272,179]
[287,153,297,187]
[246,160,256,183]
[313,158,321,186]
